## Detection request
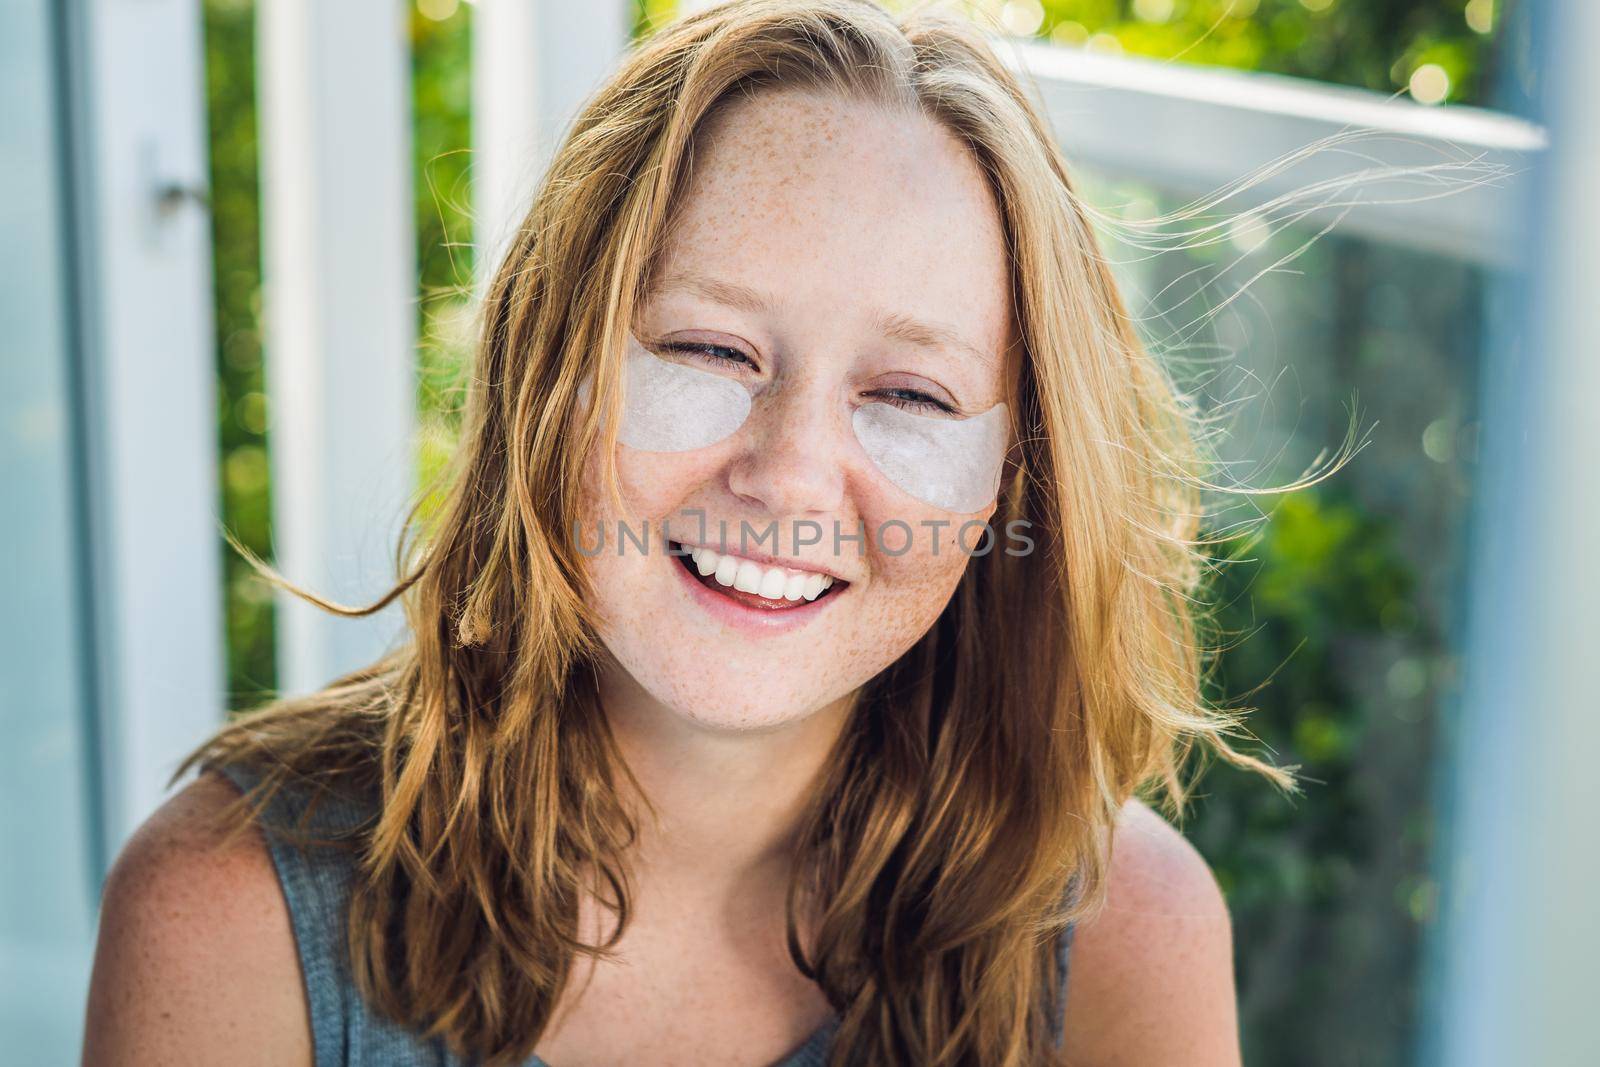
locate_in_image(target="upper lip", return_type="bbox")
[669,539,854,584]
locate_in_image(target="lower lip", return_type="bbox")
[668,546,846,636]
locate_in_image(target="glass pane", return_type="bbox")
[1074,162,1490,1066]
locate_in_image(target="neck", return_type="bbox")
[594,658,855,896]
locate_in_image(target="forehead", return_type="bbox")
[650,88,1016,374]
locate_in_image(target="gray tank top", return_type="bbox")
[215,759,1076,1066]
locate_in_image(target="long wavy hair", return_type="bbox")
[179,1,1334,1062]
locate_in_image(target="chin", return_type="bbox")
[594,631,852,735]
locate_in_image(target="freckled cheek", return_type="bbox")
[593,445,727,521]
[852,504,976,636]
[575,448,699,601]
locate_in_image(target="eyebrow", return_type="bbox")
[650,270,998,369]
[871,310,998,369]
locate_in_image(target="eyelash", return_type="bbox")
[873,388,955,416]
[660,341,753,368]
[660,341,957,416]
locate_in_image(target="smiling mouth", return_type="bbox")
[668,540,847,611]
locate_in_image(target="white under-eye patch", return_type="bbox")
[851,400,1010,514]
[579,332,1007,512]
[579,333,753,452]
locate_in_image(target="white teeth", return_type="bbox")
[783,573,808,602]
[758,568,788,600]
[733,560,763,594]
[681,544,838,603]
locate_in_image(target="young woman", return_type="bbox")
[83,1,1300,1063]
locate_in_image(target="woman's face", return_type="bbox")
[580,88,1017,733]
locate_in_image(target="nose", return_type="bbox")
[724,382,848,519]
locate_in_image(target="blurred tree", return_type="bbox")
[1188,485,1438,1065]
[202,0,274,712]
[1029,0,1504,107]
[410,1,476,512]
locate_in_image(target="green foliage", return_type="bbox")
[1190,486,1438,1063]
[203,0,274,711]
[410,5,476,514]
[1031,0,1501,106]
[412,7,475,316]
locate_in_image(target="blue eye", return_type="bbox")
[659,341,754,369]
[873,388,957,416]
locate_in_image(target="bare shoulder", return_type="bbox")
[82,769,312,1066]
[1060,797,1241,1067]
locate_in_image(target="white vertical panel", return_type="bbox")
[3,0,106,1057]
[1428,0,1600,1064]
[68,0,223,853]
[471,0,632,286]
[258,0,417,698]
